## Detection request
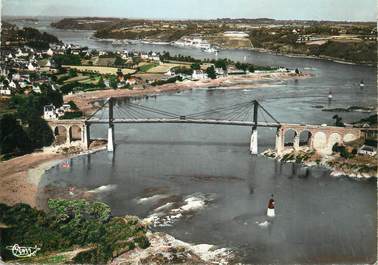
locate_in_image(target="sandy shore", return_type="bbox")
[0,152,64,207]
[0,145,106,208]
[65,71,312,114]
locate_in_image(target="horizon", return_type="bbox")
[2,15,376,24]
[2,0,377,22]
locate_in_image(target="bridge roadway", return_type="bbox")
[86,118,280,127]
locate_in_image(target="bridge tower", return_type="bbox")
[250,100,258,155]
[107,97,115,152]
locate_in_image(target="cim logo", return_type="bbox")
[6,244,41,258]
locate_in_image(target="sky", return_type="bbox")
[2,0,377,21]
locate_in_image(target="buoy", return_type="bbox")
[267,195,275,217]
[328,91,333,100]
[360,80,365,88]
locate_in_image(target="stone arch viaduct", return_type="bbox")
[276,123,362,155]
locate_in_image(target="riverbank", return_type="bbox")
[250,47,376,66]
[65,71,312,114]
[0,142,106,208]
[263,148,377,179]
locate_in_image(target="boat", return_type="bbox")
[203,47,218,53]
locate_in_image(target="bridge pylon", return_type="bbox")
[250,100,259,155]
[107,97,115,152]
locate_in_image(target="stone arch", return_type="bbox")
[313,131,327,150]
[69,125,82,142]
[328,133,343,150]
[299,130,312,147]
[284,129,298,147]
[54,126,67,145]
[343,133,358,143]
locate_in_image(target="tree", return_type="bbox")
[206,66,217,79]
[0,114,32,157]
[332,115,345,127]
[26,117,54,149]
[68,69,78,78]
[114,57,125,66]
[98,77,105,88]
[109,76,118,89]
[191,63,201,70]
[67,100,79,110]
[214,59,229,71]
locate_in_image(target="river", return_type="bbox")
[13,17,377,264]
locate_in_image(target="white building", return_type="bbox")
[16,49,28,58]
[32,84,42,93]
[0,83,12,95]
[12,73,21,81]
[43,104,71,120]
[126,78,137,85]
[192,70,208,80]
[9,81,17,89]
[223,31,250,38]
[44,105,58,120]
[28,62,37,71]
[140,53,149,60]
[215,68,226,76]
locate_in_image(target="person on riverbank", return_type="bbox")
[267,194,275,217]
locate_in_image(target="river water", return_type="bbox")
[14,17,377,264]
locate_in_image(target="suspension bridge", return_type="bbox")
[48,97,363,155]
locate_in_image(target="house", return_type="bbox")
[9,81,17,90]
[61,104,72,111]
[165,69,174,76]
[0,83,12,96]
[32,84,42,93]
[215,68,226,76]
[12,73,21,81]
[28,62,38,71]
[43,105,58,120]
[46,48,54,56]
[16,49,28,58]
[140,53,149,60]
[192,70,208,80]
[126,77,137,85]
[43,104,72,120]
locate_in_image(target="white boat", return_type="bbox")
[203,47,218,53]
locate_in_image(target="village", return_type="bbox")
[0,31,295,121]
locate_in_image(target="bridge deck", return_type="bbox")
[87,118,281,127]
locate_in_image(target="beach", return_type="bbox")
[0,144,106,208]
